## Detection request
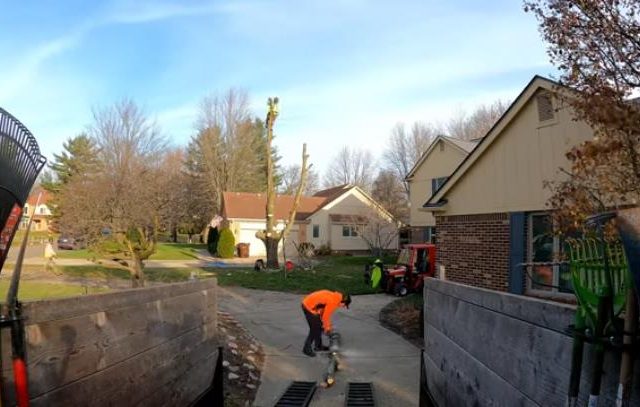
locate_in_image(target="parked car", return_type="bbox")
[57,236,84,250]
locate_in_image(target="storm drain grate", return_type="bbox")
[345,382,375,406]
[274,381,316,407]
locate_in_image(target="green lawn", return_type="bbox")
[57,265,201,284]
[56,248,93,259]
[150,243,206,260]
[57,243,207,261]
[211,254,398,294]
[12,230,58,245]
[0,280,108,300]
[51,254,397,294]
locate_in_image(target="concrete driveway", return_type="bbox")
[218,287,420,407]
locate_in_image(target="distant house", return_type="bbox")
[422,75,594,297]
[221,185,399,257]
[405,135,478,243]
[21,190,53,232]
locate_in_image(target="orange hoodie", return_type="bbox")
[302,290,343,332]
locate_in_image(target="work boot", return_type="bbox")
[302,347,316,357]
[314,345,330,352]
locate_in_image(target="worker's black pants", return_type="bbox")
[302,305,323,351]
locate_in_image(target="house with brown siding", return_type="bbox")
[221,185,399,257]
[422,76,594,297]
[405,135,478,243]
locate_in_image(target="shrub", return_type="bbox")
[314,243,332,256]
[207,227,219,256]
[296,242,315,257]
[217,228,235,258]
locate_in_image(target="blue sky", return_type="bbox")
[0,0,554,175]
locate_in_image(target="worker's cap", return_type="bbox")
[341,293,352,309]
[373,259,383,264]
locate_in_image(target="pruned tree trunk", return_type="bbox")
[130,254,145,288]
[257,97,310,269]
[265,238,279,268]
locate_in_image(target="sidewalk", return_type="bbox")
[6,249,258,269]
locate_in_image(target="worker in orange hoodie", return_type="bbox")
[301,290,351,357]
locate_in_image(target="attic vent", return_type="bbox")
[536,93,555,122]
[439,142,444,152]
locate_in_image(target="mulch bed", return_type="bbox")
[379,296,424,348]
[218,311,265,407]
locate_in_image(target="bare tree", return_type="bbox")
[279,164,320,195]
[155,148,189,242]
[446,100,509,141]
[58,99,167,287]
[371,169,408,222]
[383,122,438,195]
[186,89,268,215]
[324,146,376,192]
[348,206,399,258]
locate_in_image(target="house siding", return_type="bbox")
[437,90,593,216]
[307,189,399,252]
[408,140,467,228]
[229,219,298,258]
[436,213,510,292]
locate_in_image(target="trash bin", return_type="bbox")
[237,243,250,258]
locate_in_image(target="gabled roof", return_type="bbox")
[222,192,327,221]
[222,184,398,224]
[312,184,350,198]
[441,136,479,153]
[222,185,357,222]
[405,135,477,180]
[26,190,51,206]
[423,75,562,209]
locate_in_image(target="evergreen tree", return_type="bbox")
[42,134,99,222]
[45,133,99,189]
[217,228,236,259]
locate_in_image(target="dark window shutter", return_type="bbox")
[431,178,437,195]
[508,212,526,294]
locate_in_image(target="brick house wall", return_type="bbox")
[435,213,510,291]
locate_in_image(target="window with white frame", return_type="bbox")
[342,225,358,237]
[431,177,447,195]
[527,213,572,294]
[312,224,320,238]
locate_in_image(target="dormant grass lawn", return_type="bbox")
[57,265,198,283]
[0,280,108,301]
[57,243,206,260]
[211,255,397,294]
[13,254,400,296]
[50,254,395,293]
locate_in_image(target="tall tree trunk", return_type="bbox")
[264,99,278,268]
[130,253,145,288]
[258,98,309,269]
[265,237,279,269]
[171,225,178,243]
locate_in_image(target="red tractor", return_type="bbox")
[383,243,436,296]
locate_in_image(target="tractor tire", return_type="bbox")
[396,285,408,297]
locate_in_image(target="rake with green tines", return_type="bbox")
[565,231,631,407]
[566,238,630,331]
